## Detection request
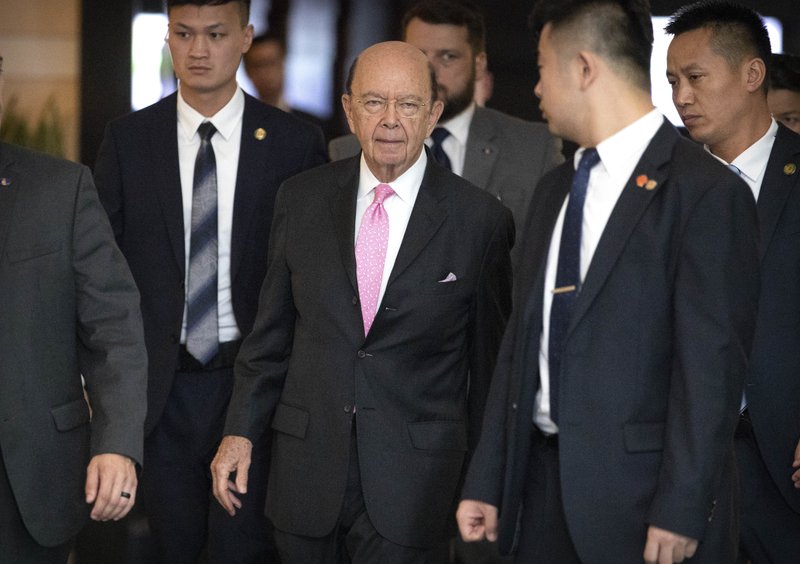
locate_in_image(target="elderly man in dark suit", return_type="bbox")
[457,1,760,563]
[92,1,326,562]
[211,40,513,562]
[0,55,147,562]
[667,2,800,561]
[329,0,561,262]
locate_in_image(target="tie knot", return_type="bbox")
[431,127,450,144]
[197,121,217,141]
[578,147,600,171]
[372,183,395,205]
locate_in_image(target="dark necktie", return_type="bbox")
[186,121,219,364]
[430,127,452,171]
[548,148,600,424]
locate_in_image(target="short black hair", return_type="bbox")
[166,0,250,25]
[402,0,486,55]
[770,53,800,93]
[345,54,439,105]
[665,1,771,86]
[247,29,287,56]
[529,0,653,92]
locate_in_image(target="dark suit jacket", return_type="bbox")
[461,120,760,562]
[94,91,326,434]
[328,106,562,232]
[224,154,514,548]
[0,142,147,546]
[746,124,800,514]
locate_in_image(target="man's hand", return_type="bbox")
[792,437,800,488]
[643,526,698,563]
[456,499,499,543]
[210,435,253,516]
[85,454,137,521]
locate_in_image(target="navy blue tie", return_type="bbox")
[186,122,219,365]
[548,148,600,424]
[430,127,452,171]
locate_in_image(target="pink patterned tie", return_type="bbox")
[356,183,395,335]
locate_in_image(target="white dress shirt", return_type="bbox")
[354,150,428,307]
[425,103,475,176]
[705,118,777,412]
[177,86,244,344]
[535,109,664,434]
[706,118,778,202]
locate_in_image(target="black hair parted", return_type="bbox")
[402,0,486,54]
[770,53,800,93]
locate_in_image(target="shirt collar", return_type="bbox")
[434,102,475,147]
[358,149,428,204]
[177,86,245,141]
[727,119,778,185]
[578,109,663,184]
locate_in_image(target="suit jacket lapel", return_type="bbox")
[231,94,270,280]
[332,158,360,294]
[756,125,800,260]
[149,94,185,275]
[568,120,676,335]
[462,107,498,189]
[386,159,447,288]
[0,144,19,260]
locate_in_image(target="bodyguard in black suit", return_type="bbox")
[457,1,759,562]
[667,3,800,561]
[212,41,513,562]
[1,53,146,564]
[93,1,326,562]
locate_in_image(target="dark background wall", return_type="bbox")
[80,0,800,164]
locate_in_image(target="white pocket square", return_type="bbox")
[438,272,457,283]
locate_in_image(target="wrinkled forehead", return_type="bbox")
[353,50,432,98]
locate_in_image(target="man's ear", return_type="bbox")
[342,94,356,134]
[475,51,488,82]
[744,57,767,93]
[576,50,599,90]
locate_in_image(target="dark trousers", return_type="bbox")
[0,447,72,564]
[515,428,581,564]
[274,424,444,564]
[735,413,800,564]
[142,368,274,564]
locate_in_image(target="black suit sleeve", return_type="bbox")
[466,207,514,452]
[224,182,295,441]
[93,123,125,241]
[647,172,759,539]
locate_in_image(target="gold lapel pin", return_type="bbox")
[645,179,658,190]
[784,163,797,176]
[254,128,267,141]
[0,178,11,186]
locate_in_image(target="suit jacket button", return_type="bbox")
[352,296,358,305]
[511,402,518,410]
[170,333,179,344]
[344,405,352,413]
[357,350,366,358]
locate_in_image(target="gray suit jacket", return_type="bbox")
[0,142,147,547]
[329,106,562,236]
